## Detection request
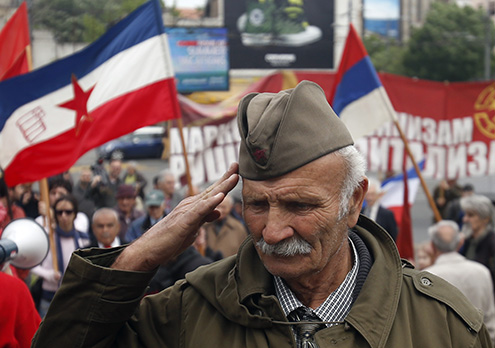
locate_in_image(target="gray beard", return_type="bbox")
[255,235,312,257]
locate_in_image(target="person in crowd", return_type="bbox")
[193,226,223,262]
[415,241,434,270]
[148,228,214,294]
[49,171,74,188]
[15,182,39,219]
[89,208,126,248]
[35,177,89,234]
[126,189,165,242]
[433,178,463,220]
[0,175,25,234]
[0,175,26,279]
[114,184,144,241]
[203,193,248,258]
[0,270,41,348]
[72,167,98,222]
[445,183,475,228]
[156,169,181,214]
[425,220,495,343]
[122,161,148,200]
[361,177,398,241]
[459,194,495,290]
[31,194,89,317]
[105,158,124,207]
[33,81,492,347]
[92,158,123,209]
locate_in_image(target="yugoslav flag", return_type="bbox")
[329,24,396,140]
[0,1,30,81]
[380,160,425,219]
[0,0,180,186]
[381,160,425,260]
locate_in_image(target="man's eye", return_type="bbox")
[247,201,268,210]
[287,202,314,211]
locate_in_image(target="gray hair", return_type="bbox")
[460,194,495,228]
[127,161,138,169]
[335,146,367,219]
[428,220,460,253]
[92,207,119,224]
[157,169,175,184]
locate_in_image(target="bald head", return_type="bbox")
[92,208,120,246]
[428,220,460,253]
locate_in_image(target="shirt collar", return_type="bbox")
[274,236,359,325]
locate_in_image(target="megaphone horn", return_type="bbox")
[1,218,49,269]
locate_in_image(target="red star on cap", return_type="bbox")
[58,74,96,136]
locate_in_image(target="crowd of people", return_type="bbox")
[0,155,250,347]
[1,80,495,346]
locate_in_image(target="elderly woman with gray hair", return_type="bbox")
[459,194,495,291]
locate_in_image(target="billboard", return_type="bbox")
[364,0,400,39]
[225,0,334,69]
[165,27,229,93]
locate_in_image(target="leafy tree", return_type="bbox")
[32,0,148,43]
[402,2,495,81]
[364,34,406,75]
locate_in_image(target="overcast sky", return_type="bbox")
[161,0,208,8]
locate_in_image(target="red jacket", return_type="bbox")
[0,271,40,348]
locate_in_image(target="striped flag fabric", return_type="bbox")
[380,160,425,259]
[0,1,30,81]
[0,0,180,186]
[329,24,396,140]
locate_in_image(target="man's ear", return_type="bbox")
[346,178,368,228]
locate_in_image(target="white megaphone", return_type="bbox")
[0,218,49,269]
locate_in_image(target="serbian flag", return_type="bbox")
[0,1,30,81]
[329,24,396,140]
[380,160,425,260]
[0,0,180,186]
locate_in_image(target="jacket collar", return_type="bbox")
[186,215,403,344]
[344,215,403,348]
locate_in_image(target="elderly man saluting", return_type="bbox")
[32,81,492,347]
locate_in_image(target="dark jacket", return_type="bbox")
[147,246,213,294]
[126,213,165,242]
[375,206,398,241]
[460,230,495,291]
[32,216,491,347]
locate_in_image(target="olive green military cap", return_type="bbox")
[237,80,354,180]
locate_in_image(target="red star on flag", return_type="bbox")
[59,74,96,136]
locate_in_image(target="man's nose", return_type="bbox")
[262,208,293,244]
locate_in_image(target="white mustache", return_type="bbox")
[256,235,312,256]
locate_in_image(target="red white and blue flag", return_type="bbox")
[329,24,395,140]
[0,0,180,186]
[380,160,425,259]
[380,160,425,219]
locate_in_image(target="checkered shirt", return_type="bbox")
[274,237,359,347]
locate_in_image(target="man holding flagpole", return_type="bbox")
[32,80,492,347]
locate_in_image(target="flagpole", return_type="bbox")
[378,89,442,222]
[176,118,193,195]
[153,0,193,195]
[39,178,58,273]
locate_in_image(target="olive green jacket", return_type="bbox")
[32,216,493,347]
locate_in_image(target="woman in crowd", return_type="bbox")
[31,194,89,317]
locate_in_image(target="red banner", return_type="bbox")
[171,71,495,186]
